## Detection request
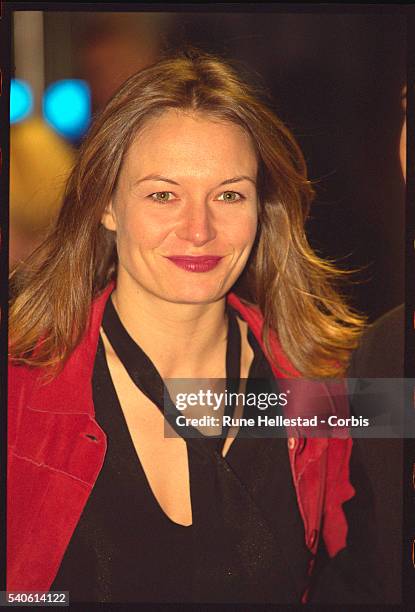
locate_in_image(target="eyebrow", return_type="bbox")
[132,174,257,188]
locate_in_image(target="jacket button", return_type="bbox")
[84,433,98,442]
[288,437,296,450]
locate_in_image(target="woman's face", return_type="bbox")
[102,109,258,305]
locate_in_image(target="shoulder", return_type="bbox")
[8,362,33,407]
[8,283,115,444]
[348,304,404,378]
[8,362,40,448]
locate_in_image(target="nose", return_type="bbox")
[175,199,217,246]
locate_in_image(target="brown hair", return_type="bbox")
[9,50,364,376]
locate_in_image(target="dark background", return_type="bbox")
[38,8,406,322]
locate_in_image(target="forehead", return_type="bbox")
[121,109,258,179]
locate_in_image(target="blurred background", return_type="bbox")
[9,9,406,322]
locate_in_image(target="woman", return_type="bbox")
[8,51,367,604]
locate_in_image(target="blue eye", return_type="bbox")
[217,191,243,202]
[150,191,175,202]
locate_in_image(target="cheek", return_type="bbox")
[116,207,171,252]
[228,211,258,250]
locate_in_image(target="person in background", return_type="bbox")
[75,14,165,113]
[346,85,407,604]
[349,85,406,379]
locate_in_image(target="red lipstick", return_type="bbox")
[165,256,223,272]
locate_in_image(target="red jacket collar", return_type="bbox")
[20,283,346,432]
[24,283,298,415]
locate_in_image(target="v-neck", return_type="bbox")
[101,294,243,452]
[51,308,311,603]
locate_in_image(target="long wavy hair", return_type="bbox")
[9,50,364,377]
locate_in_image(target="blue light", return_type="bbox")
[10,79,33,123]
[43,80,91,140]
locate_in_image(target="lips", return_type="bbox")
[165,255,223,272]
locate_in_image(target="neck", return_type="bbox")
[111,285,229,379]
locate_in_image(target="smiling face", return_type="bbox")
[102,109,259,305]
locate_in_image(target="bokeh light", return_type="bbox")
[43,79,91,140]
[10,79,33,123]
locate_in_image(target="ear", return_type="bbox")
[101,199,117,231]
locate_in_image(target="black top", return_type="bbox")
[306,307,403,604]
[348,304,404,379]
[342,304,404,604]
[52,305,310,604]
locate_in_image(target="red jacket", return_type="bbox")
[7,284,355,592]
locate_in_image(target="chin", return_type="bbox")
[165,291,226,305]
[163,270,247,304]
[157,282,229,305]
[133,269,241,305]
